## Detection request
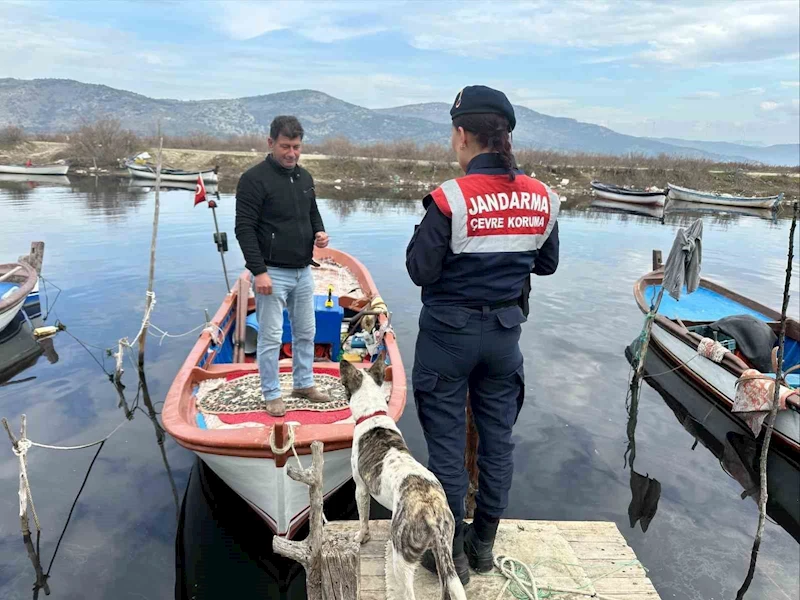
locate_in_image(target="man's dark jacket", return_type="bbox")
[235,155,325,277]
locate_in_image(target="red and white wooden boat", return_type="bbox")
[162,248,406,538]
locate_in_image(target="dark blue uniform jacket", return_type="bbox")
[405,153,560,309]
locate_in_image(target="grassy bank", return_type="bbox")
[2,129,798,202]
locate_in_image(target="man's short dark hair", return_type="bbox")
[270,116,304,141]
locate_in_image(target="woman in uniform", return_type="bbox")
[406,84,560,583]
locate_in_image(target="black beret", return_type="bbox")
[450,85,516,132]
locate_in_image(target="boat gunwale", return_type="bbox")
[161,247,407,460]
[0,262,38,315]
[633,269,800,454]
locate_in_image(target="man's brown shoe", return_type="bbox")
[264,398,286,416]
[292,386,331,403]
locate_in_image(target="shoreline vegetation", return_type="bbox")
[1,121,798,203]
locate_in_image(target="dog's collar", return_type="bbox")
[355,411,388,426]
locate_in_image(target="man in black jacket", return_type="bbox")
[235,116,330,416]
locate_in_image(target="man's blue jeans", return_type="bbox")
[254,267,316,401]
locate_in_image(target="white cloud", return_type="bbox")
[743,87,766,95]
[205,0,799,67]
[781,80,800,88]
[212,0,391,42]
[683,91,721,99]
[761,101,780,111]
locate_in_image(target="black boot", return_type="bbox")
[420,522,470,585]
[464,510,499,573]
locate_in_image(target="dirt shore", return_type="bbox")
[2,141,798,202]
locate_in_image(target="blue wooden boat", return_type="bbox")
[635,256,800,456]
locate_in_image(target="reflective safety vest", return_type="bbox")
[429,173,560,254]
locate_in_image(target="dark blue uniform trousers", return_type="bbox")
[413,304,525,525]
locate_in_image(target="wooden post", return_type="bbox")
[465,397,479,519]
[19,242,45,275]
[138,134,163,370]
[234,275,249,363]
[273,441,326,600]
[320,536,360,600]
[737,202,798,600]
[2,416,50,597]
[652,249,662,271]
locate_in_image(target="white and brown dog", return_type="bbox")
[340,359,467,600]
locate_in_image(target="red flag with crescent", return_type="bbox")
[194,175,207,206]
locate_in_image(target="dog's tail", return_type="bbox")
[431,535,467,600]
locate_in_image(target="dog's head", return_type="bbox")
[339,358,386,417]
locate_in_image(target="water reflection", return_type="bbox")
[175,459,390,599]
[625,339,800,543]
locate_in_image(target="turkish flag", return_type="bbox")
[194,175,207,206]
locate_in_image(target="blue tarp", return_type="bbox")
[645,284,771,322]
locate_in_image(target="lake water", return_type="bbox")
[1,176,798,600]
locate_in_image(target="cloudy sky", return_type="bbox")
[2,0,799,145]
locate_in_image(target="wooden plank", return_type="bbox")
[324,518,660,600]
[568,541,638,561]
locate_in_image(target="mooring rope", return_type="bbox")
[491,554,643,600]
[268,422,329,524]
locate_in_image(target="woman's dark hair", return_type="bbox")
[270,115,304,141]
[452,113,516,180]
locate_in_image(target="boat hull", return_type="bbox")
[667,183,782,209]
[0,299,25,333]
[592,188,666,206]
[195,447,352,537]
[0,262,38,334]
[0,164,69,175]
[650,322,800,446]
[127,166,219,183]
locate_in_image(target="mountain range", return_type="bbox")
[1,78,797,166]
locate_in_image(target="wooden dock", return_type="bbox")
[326,519,661,600]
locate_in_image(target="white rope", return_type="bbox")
[268,422,329,524]
[125,291,157,348]
[494,555,538,600]
[492,554,633,600]
[8,419,128,533]
[12,440,40,531]
[148,321,223,346]
[24,420,128,452]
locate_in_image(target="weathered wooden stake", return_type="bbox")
[2,416,50,596]
[652,249,663,271]
[736,201,798,600]
[19,241,45,275]
[273,441,326,600]
[320,535,360,600]
[138,134,163,370]
[233,275,249,363]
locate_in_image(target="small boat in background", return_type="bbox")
[126,161,219,183]
[667,183,783,209]
[0,162,69,176]
[590,181,666,206]
[0,174,71,186]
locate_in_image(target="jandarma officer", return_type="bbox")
[406,85,560,584]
